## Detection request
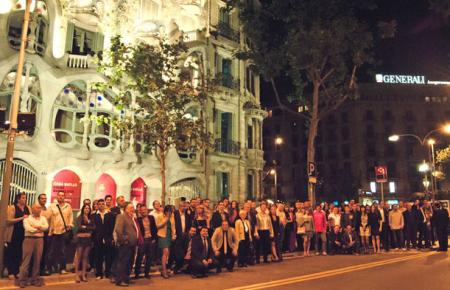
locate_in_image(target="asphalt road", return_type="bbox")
[1,250,448,290]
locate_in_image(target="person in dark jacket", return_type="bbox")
[92,199,114,279]
[342,225,359,254]
[134,204,157,279]
[211,201,230,231]
[403,203,419,249]
[172,198,192,274]
[341,206,356,229]
[327,225,343,255]
[433,203,449,252]
[190,227,219,278]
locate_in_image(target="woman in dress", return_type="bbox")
[156,205,176,278]
[269,205,280,262]
[298,208,315,256]
[228,200,239,227]
[5,193,31,278]
[74,204,95,282]
[359,206,371,254]
[369,204,381,254]
[192,204,209,234]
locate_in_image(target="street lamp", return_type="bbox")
[275,137,283,145]
[270,168,278,201]
[388,124,450,200]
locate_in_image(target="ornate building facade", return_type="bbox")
[0,0,266,208]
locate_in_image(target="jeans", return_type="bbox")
[134,239,154,276]
[48,234,66,272]
[115,245,135,284]
[391,229,404,248]
[314,232,327,253]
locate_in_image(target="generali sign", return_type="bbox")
[375,74,450,85]
[376,74,425,84]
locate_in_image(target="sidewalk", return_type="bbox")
[0,239,448,289]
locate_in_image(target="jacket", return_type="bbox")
[191,235,213,262]
[173,210,192,238]
[114,213,138,247]
[313,210,327,233]
[93,211,114,245]
[211,211,229,230]
[234,218,252,242]
[137,215,157,240]
[211,227,239,253]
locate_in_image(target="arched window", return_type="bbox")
[7,1,49,55]
[0,63,41,136]
[51,81,117,151]
[178,106,201,162]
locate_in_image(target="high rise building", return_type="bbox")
[0,0,266,208]
[263,80,450,203]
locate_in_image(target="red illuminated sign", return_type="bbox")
[51,170,82,210]
[95,173,117,205]
[130,177,147,205]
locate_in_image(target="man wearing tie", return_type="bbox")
[173,198,192,274]
[113,203,139,287]
[211,220,239,272]
[190,227,219,278]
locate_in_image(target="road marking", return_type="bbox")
[225,252,436,290]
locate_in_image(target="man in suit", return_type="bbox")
[211,220,238,272]
[378,202,390,252]
[113,203,139,286]
[342,225,360,255]
[433,202,449,252]
[109,195,126,282]
[172,198,192,274]
[190,227,219,278]
[134,204,157,279]
[211,201,230,230]
[327,225,343,255]
[93,199,114,279]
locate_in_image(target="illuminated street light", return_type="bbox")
[388,135,400,142]
[275,137,284,145]
[270,169,276,175]
[418,161,430,173]
[443,123,450,134]
[427,139,435,145]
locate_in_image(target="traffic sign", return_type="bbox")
[308,162,316,177]
[375,166,388,183]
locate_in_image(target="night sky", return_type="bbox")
[261,0,450,105]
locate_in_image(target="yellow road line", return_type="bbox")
[226,252,436,290]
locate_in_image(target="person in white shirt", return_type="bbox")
[18,204,49,287]
[328,207,341,228]
[48,191,73,274]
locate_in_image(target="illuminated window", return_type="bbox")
[370,182,376,193]
[389,181,396,193]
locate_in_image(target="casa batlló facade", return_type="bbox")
[0,0,266,209]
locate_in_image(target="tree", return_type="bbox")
[237,0,377,203]
[97,36,210,205]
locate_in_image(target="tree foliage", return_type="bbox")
[237,0,378,201]
[97,36,211,204]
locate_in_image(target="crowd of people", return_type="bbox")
[4,191,449,288]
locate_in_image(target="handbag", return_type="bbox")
[56,204,73,244]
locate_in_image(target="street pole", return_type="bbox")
[429,142,436,200]
[274,170,277,201]
[0,0,32,276]
[380,182,384,203]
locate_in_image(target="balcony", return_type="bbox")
[67,54,96,69]
[215,138,240,155]
[216,73,240,90]
[218,21,240,42]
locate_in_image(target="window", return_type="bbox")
[216,172,230,199]
[246,67,255,95]
[0,64,41,136]
[65,23,104,55]
[247,173,254,199]
[366,125,375,139]
[219,7,231,24]
[52,81,116,150]
[8,3,49,55]
[247,124,254,149]
[389,182,396,193]
[221,58,233,88]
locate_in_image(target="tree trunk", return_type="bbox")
[307,81,320,205]
[160,151,166,206]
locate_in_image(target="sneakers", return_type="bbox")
[60,270,68,275]
[322,252,327,256]
[315,252,320,256]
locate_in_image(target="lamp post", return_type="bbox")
[388,124,450,200]
[418,160,430,194]
[270,168,277,201]
[0,0,33,276]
